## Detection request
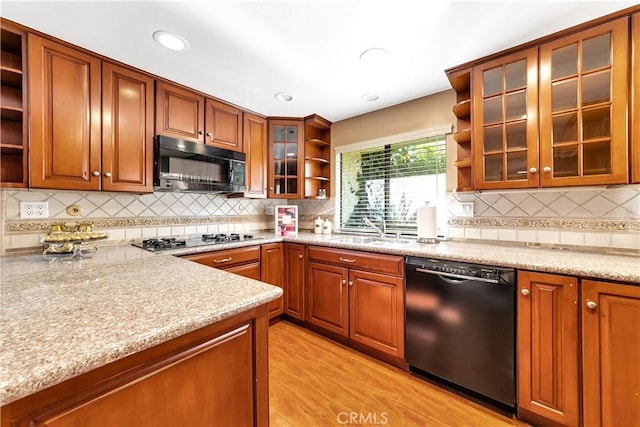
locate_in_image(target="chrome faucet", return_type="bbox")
[362,217,386,239]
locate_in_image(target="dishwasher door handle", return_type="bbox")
[414,267,500,284]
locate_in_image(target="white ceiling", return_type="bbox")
[1,1,636,122]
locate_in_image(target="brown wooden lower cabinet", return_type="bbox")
[517,271,579,427]
[0,306,270,427]
[306,246,405,361]
[261,243,284,319]
[518,272,640,427]
[581,279,640,427]
[182,244,284,320]
[284,243,306,320]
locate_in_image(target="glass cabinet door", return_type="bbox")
[268,119,302,198]
[473,48,539,189]
[539,17,628,186]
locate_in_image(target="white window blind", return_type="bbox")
[337,134,447,235]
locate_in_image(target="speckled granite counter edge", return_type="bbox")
[0,255,282,405]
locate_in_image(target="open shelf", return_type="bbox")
[454,158,472,168]
[1,24,27,188]
[306,138,330,147]
[305,156,330,164]
[454,128,471,143]
[446,67,474,192]
[453,99,471,118]
[304,114,332,198]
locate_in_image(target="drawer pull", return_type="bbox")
[339,257,356,263]
[213,257,232,263]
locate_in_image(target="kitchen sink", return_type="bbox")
[329,236,411,245]
[329,236,377,244]
[370,238,411,245]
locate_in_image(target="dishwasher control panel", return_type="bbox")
[406,257,515,284]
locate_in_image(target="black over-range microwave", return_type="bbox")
[154,135,246,194]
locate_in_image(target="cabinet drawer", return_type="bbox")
[182,246,260,269]
[307,245,403,276]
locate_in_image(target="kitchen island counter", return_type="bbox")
[0,246,282,407]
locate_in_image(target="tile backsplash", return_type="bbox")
[0,189,283,252]
[2,184,639,253]
[445,184,640,252]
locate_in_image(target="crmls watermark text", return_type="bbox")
[337,411,389,425]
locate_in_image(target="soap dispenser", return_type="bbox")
[314,216,323,234]
[322,218,332,235]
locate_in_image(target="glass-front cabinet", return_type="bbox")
[473,48,539,189]
[268,119,303,198]
[539,18,629,186]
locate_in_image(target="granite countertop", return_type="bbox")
[0,246,282,405]
[1,231,637,405]
[286,233,640,283]
[161,231,639,283]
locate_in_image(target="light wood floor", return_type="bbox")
[269,321,527,427]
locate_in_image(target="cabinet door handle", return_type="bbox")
[298,254,303,259]
[92,171,100,177]
[339,257,356,263]
[213,257,232,263]
[543,166,552,173]
[529,167,537,174]
[521,288,530,296]
[198,130,204,135]
[104,172,112,178]
[342,279,346,285]
[586,300,597,310]
[348,281,353,287]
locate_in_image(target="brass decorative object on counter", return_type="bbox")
[42,222,108,259]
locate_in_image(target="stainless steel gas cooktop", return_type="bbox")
[132,233,260,252]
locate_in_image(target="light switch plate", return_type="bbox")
[20,201,49,219]
[457,202,474,217]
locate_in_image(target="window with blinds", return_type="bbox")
[337,135,447,235]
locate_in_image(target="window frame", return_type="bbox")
[334,126,451,236]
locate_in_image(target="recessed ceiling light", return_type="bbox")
[274,92,294,102]
[153,30,190,51]
[359,48,388,66]
[361,93,380,102]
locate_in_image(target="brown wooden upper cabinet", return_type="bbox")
[473,48,539,189]
[632,12,640,183]
[539,18,629,187]
[243,113,268,198]
[28,35,154,192]
[450,10,636,190]
[156,81,243,152]
[267,119,303,198]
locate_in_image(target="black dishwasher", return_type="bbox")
[405,256,516,410]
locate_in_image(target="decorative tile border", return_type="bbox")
[448,217,640,232]
[4,215,267,233]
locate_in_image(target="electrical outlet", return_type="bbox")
[457,202,474,217]
[20,201,49,219]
